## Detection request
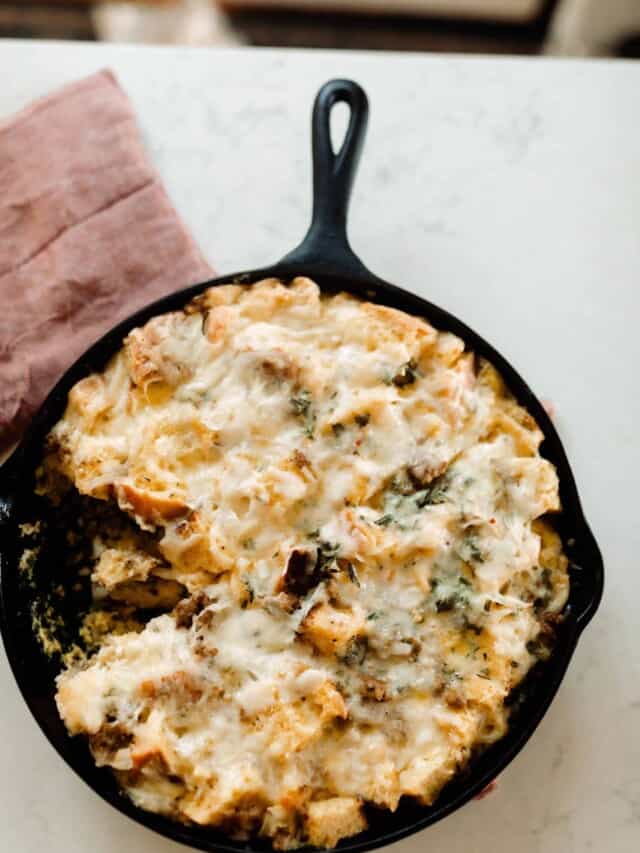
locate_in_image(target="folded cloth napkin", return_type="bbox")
[0,70,213,453]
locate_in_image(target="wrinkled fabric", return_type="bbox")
[0,70,213,451]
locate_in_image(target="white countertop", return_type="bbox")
[1,39,639,853]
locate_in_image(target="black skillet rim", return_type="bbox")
[0,80,603,853]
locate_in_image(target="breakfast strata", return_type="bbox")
[40,278,568,849]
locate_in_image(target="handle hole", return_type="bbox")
[330,100,350,157]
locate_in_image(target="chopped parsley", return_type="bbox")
[440,662,461,685]
[458,534,486,564]
[290,389,311,416]
[372,471,451,531]
[388,471,415,496]
[429,574,473,613]
[241,574,255,606]
[414,474,450,508]
[339,636,368,667]
[289,389,316,437]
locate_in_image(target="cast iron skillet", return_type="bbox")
[0,79,603,852]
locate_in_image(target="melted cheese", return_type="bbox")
[46,278,569,849]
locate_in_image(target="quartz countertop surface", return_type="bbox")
[0,38,638,853]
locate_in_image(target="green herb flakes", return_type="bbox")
[290,389,316,437]
[290,390,311,416]
[458,534,486,564]
[429,574,473,614]
[414,475,450,508]
[339,636,368,667]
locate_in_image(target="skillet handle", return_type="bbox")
[279,79,379,284]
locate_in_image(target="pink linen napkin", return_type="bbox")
[0,70,213,452]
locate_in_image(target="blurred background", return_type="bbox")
[1,1,639,57]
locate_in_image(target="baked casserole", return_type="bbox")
[38,277,568,849]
